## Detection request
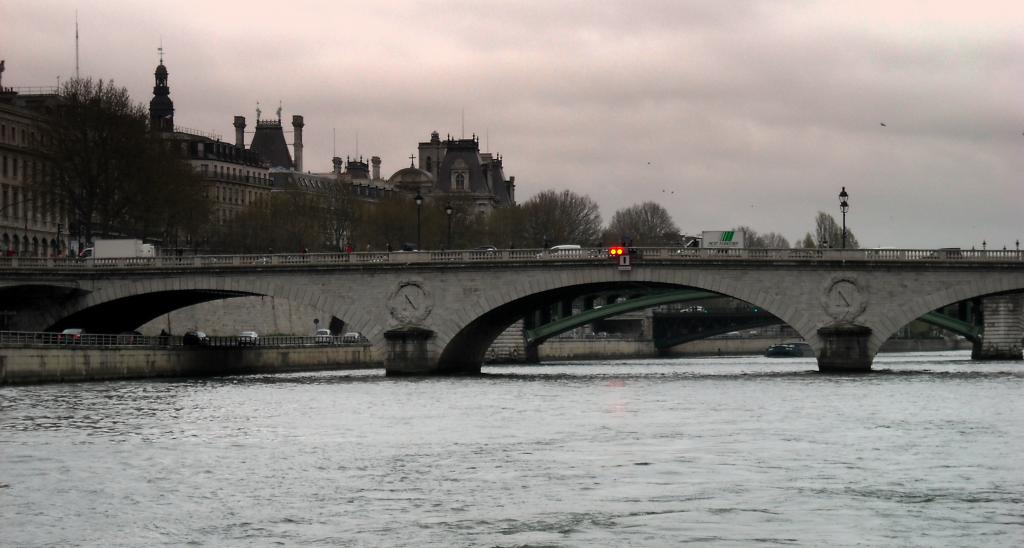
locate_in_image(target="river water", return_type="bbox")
[2,351,1022,547]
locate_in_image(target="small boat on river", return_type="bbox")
[765,341,814,358]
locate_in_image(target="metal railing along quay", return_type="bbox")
[0,248,1020,270]
[0,331,369,348]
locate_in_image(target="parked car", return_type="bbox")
[924,248,963,260]
[183,330,210,346]
[342,332,363,343]
[57,328,84,344]
[314,328,333,344]
[540,244,585,258]
[474,245,498,253]
[238,330,260,346]
[117,330,143,345]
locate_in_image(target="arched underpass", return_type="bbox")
[1,286,350,337]
[512,288,984,361]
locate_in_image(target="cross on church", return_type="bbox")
[409,154,416,167]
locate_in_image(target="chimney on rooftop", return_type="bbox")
[371,156,381,180]
[292,115,304,172]
[333,156,342,175]
[233,116,246,147]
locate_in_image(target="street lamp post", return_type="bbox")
[445,202,453,250]
[839,186,849,249]
[414,191,423,250]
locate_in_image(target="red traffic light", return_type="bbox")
[608,246,626,257]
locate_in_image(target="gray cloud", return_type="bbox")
[3,0,1021,248]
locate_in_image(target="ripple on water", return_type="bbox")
[1,353,1022,546]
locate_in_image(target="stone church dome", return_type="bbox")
[389,165,434,190]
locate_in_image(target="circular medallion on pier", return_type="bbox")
[822,277,866,321]
[388,281,433,324]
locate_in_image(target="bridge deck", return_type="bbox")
[0,247,1020,271]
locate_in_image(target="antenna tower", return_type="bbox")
[75,11,80,78]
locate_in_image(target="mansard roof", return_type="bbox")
[249,120,292,169]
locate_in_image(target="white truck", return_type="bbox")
[80,239,156,259]
[701,230,745,249]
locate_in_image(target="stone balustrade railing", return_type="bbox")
[0,330,368,348]
[0,247,1020,270]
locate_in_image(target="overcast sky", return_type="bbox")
[3,0,1022,248]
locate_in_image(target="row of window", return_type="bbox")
[217,207,247,225]
[198,163,270,186]
[0,184,64,225]
[1,233,63,257]
[1,154,38,181]
[215,183,266,207]
[191,141,263,166]
[0,123,33,147]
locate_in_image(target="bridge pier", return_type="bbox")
[523,342,541,363]
[383,328,437,375]
[816,323,873,373]
[972,294,1023,360]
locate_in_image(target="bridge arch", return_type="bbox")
[16,276,373,338]
[430,266,818,373]
[865,281,1024,351]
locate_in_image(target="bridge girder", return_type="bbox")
[523,289,718,344]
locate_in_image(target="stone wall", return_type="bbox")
[0,344,379,385]
[537,339,658,361]
[139,296,330,336]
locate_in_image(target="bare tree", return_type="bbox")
[521,189,603,247]
[732,225,790,248]
[125,141,210,246]
[320,180,357,251]
[484,205,528,249]
[33,77,207,244]
[760,232,790,249]
[607,202,680,245]
[813,211,859,248]
[799,232,816,248]
[214,192,327,253]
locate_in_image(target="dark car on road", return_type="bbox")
[57,328,84,344]
[183,330,210,346]
[238,331,259,346]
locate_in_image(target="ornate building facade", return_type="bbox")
[0,79,67,257]
[148,57,273,227]
[148,57,518,241]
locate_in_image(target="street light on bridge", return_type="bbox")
[445,202,453,250]
[839,186,849,249]
[414,191,424,250]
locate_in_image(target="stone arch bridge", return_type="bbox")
[0,247,1021,374]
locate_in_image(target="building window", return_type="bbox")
[454,172,467,190]
[426,156,432,172]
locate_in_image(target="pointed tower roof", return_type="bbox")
[149,46,174,132]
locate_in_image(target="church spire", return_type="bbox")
[149,45,174,132]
